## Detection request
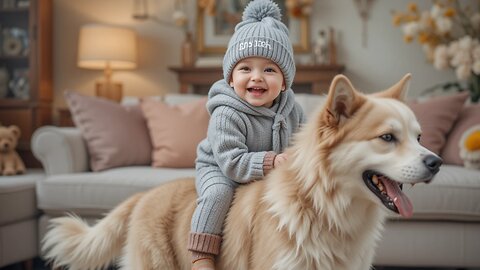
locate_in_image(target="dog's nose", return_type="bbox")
[423,154,443,173]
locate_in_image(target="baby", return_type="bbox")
[188,1,305,269]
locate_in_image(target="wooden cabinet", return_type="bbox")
[57,107,74,127]
[169,64,345,95]
[0,0,53,167]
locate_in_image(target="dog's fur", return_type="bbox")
[42,74,441,270]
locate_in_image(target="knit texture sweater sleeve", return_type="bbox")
[207,106,268,183]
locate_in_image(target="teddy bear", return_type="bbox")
[0,125,26,175]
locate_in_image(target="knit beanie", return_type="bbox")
[223,0,296,90]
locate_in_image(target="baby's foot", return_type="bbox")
[192,258,215,270]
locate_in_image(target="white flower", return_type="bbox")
[435,17,453,34]
[456,64,472,80]
[447,40,459,57]
[458,36,474,51]
[471,13,480,31]
[402,22,420,37]
[418,11,431,31]
[473,44,480,60]
[451,50,472,67]
[430,4,443,19]
[433,45,449,70]
[423,44,435,61]
[473,60,480,75]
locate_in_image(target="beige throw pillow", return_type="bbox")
[407,92,469,155]
[141,97,209,168]
[65,91,152,171]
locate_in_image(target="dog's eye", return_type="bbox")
[380,133,395,142]
[417,135,421,142]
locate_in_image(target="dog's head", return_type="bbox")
[313,74,442,218]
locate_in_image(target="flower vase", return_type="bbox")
[181,32,196,67]
[469,74,480,103]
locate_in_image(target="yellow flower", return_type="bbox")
[404,35,414,43]
[444,7,456,17]
[408,3,418,13]
[392,14,403,26]
[406,14,420,23]
[418,32,430,44]
[464,130,480,151]
[430,16,437,27]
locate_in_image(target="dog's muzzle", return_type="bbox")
[363,154,442,218]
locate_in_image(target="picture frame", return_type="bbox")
[196,0,310,55]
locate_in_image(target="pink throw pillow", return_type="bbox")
[441,104,480,165]
[141,97,209,168]
[65,91,152,171]
[407,92,469,154]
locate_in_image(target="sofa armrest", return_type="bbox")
[31,126,89,175]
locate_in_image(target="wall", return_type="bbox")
[53,0,475,109]
[53,0,189,108]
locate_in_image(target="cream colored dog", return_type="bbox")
[42,74,442,270]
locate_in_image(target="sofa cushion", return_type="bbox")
[407,92,469,155]
[141,97,209,168]
[0,169,42,225]
[65,91,152,171]
[36,167,196,216]
[36,165,480,222]
[441,104,480,166]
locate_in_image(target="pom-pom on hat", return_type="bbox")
[223,0,295,90]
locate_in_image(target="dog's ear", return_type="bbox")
[375,73,411,101]
[323,75,365,127]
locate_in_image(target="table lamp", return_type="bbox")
[77,24,137,102]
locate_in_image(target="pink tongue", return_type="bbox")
[381,177,413,218]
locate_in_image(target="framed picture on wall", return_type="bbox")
[196,0,311,55]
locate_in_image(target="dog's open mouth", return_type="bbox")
[362,171,413,218]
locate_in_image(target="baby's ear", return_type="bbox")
[229,81,234,87]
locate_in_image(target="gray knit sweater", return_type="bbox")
[196,79,305,184]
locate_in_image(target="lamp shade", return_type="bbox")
[78,24,137,70]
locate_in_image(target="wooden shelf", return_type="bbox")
[169,64,345,95]
[0,7,29,13]
[0,0,53,168]
[0,55,29,60]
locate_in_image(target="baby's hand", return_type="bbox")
[274,153,288,168]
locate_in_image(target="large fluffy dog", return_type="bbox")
[42,74,442,270]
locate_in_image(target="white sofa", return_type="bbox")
[31,94,480,268]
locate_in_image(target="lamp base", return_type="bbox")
[95,81,123,102]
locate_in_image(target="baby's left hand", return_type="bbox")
[274,153,288,168]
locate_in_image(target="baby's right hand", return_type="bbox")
[274,153,288,168]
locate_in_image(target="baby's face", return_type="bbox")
[230,57,285,108]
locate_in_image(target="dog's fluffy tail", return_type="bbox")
[42,192,143,270]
